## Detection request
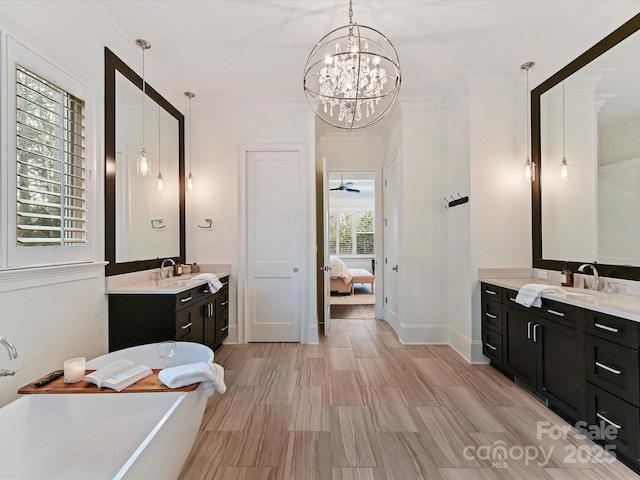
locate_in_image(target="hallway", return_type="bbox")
[179,319,637,479]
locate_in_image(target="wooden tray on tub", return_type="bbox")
[18,369,198,394]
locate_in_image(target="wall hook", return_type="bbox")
[445,194,469,209]
[198,218,213,229]
[444,197,450,209]
[151,218,165,229]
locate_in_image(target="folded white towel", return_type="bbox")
[158,361,226,397]
[192,273,224,293]
[515,284,566,308]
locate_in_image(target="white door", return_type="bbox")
[322,158,331,336]
[384,156,399,328]
[246,150,302,342]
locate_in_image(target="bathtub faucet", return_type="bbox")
[0,336,17,360]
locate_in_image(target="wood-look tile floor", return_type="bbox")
[179,316,639,480]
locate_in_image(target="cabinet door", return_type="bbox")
[537,317,586,422]
[202,298,217,350]
[503,306,537,388]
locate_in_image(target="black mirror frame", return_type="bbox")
[531,13,640,281]
[105,47,185,276]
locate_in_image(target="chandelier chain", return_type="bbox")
[348,0,353,25]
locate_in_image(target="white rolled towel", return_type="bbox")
[192,273,223,293]
[158,361,226,397]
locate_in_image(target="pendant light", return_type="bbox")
[155,106,164,190]
[185,91,195,190]
[559,81,571,181]
[136,39,151,176]
[521,61,535,181]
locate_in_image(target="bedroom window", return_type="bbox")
[329,210,374,256]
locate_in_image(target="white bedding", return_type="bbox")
[329,256,353,285]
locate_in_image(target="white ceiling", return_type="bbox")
[89,1,640,104]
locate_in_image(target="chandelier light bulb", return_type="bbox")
[303,0,401,131]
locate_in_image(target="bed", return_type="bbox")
[329,256,374,294]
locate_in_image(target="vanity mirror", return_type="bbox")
[532,13,640,280]
[105,48,185,276]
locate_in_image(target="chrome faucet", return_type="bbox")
[578,263,599,291]
[159,258,176,280]
[0,336,17,360]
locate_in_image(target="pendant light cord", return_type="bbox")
[526,67,530,160]
[189,95,192,173]
[142,47,146,148]
[562,81,566,159]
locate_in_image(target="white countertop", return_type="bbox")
[482,278,640,323]
[107,271,230,295]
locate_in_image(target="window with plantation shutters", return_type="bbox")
[16,64,86,247]
[328,209,374,256]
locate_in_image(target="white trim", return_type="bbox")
[0,261,106,293]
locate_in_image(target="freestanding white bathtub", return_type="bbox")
[0,341,213,480]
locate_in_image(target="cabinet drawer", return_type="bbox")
[175,303,204,342]
[587,335,640,407]
[502,288,522,308]
[218,288,229,316]
[538,297,585,331]
[481,283,502,302]
[481,298,503,333]
[586,311,639,350]
[587,383,640,464]
[175,287,200,311]
[482,328,502,367]
[218,312,229,344]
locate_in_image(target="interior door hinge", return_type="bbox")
[385,297,388,304]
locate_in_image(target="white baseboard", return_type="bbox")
[448,326,490,364]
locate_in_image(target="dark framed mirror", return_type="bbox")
[105,48,185,276]
[532,13,640,280]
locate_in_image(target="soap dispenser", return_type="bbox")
[560,262,573,287]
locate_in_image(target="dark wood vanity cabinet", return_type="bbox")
[109,275,230,352]
[483,283,586,422]
[482,280,640,471]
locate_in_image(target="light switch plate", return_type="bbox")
[537,270,548,280]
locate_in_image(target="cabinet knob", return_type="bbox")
[293,267,299,273]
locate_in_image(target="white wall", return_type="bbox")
[185,102,316,343]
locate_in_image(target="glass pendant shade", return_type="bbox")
[303,0,401,131]
[137,148,150,175]
[187,172,194,190]
[524,158,536,181]
[155,171,164,190]
[560,157,571,181]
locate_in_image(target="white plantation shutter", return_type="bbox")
[16,65,86,246]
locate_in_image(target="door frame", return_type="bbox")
[383,148,402,329]
[238,144,316,344]
[321,167,385,321]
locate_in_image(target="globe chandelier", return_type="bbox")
[303,0,401,131]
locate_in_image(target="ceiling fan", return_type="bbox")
[330,174,360,193]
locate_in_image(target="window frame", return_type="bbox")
[4,36,94,268]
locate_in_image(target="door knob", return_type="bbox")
[293,267,299,273]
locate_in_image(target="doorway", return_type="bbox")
[326,172,377,320]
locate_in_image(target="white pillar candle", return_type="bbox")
[63,357,86,383]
